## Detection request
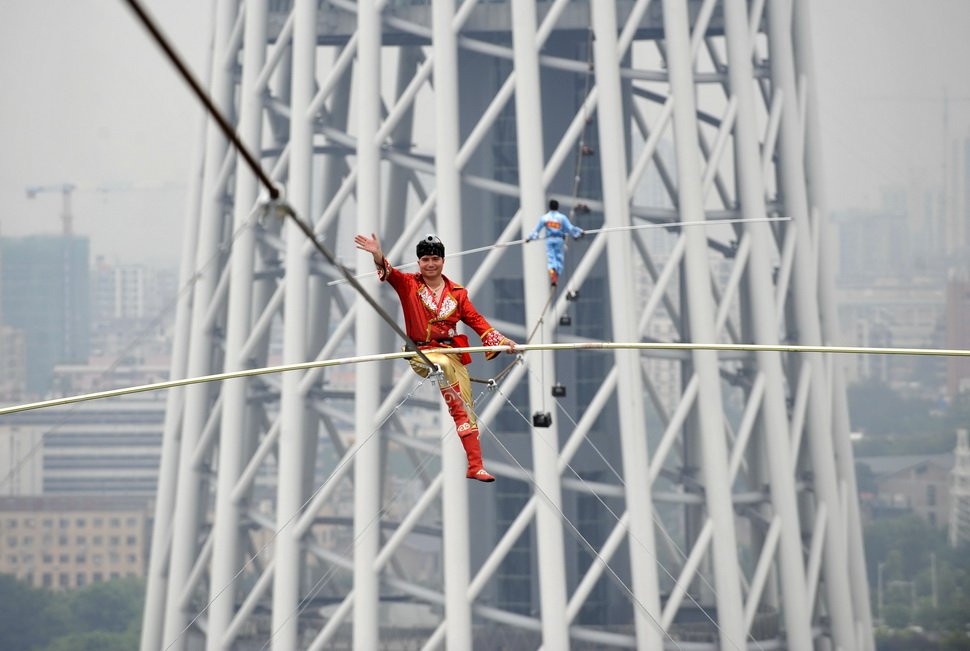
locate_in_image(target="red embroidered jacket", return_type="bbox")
[378,258,508,363]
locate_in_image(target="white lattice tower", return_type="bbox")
[140,1,874,650]
[950,429,970,548]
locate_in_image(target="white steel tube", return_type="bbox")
[660,1,746,649]
[353,1,383,648]
[511,0,569,647]
[161,1,238,647]
[793,1,874,645]
[722,0,814,645]
[766,1,857,647]
[432,1,472,647]
[206,2,268,647]
[140,73,208,651]
[590,2,663,648]
[271,0,317,647]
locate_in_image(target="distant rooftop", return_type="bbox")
[857,453,955,477]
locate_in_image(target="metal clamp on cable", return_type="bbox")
[428,364,445,385]
[486,378,497,391]
[259,195,291,226]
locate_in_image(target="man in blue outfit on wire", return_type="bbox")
[526,199,585,286]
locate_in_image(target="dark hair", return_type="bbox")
[549,199,559,211]
[416,234,445,258]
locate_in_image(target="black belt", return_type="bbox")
[415,338,453,346]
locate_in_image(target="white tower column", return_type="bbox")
[271,0,317,648]
[206,1,269,647]
[721,0,814,647]
[431,1,473,647]
[590,2,664,648]
[660,0,746,648]
[767,1,856,648]
[511,1,569,648]
[353,1,383,650]
[161,1,238,647]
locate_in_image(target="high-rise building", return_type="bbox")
[0,325,27,402]
[0,235,90,396]
[89,258,179,361]
[945,274,970,398]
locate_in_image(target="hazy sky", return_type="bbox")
[1,0,968,267]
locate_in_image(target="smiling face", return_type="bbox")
[418,255,444,284]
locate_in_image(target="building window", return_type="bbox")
[93,518,103,528]
[7,554,17,564]
[76,573,86,587]
[75,554,86,563]
[58,535,68,545]
[22,536,33,546]
[94,572,103,583]
[75,518,86,528]
[127,536,137,546]
[42,519,53,529]
[6,537,16,547]
[927,484,937,506]
[5,519,15,529]
[59,519,69,529]
[42,554,53,563]
[109,518,121,528]
[59,573,69,587]
[110,536,120,546]
[43,573,52,587]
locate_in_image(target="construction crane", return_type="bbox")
[25,183,77,237]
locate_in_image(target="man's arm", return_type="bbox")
[459,295,517,357]
[526,216,544,242]
[563,215,584,239]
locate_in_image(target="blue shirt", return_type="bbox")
[528,210,583,241]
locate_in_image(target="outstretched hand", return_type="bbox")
[501,338,517,355]
[354,233,385,265]
[354,232,381,254]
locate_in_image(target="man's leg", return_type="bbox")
[546,240,564,286]
[410,353,494,482]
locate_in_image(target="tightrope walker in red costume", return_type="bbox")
[355,232,517,482]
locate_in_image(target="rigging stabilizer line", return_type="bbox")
[3,341,968,417]
[326,215,792,286]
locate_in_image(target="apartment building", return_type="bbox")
[0,495,151,590]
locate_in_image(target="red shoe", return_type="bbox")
[467,468,496,482]
[548,269,559,287]
[460,431,495,482]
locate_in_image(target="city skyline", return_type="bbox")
[0,0,969,266]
